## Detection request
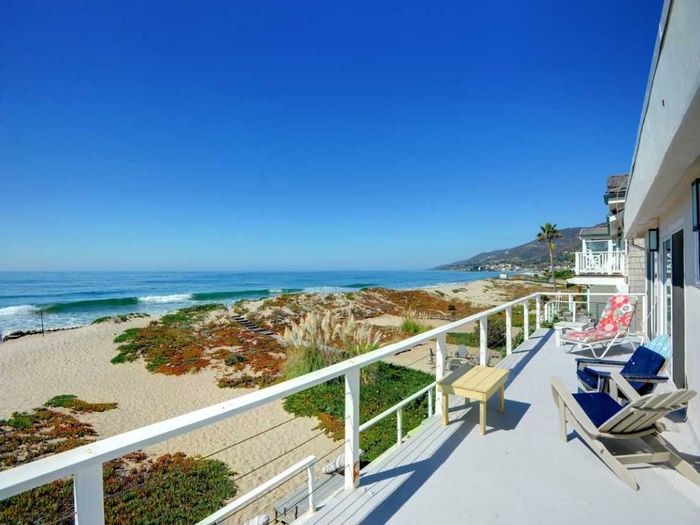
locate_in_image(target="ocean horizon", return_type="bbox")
[0,270,498,334]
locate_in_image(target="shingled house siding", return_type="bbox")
[627,238,646,335]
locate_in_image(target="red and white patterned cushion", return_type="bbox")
[564,294,637,344]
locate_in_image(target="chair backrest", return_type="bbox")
[598,389,696,434]
[645,334,672,359]
[621,346,667,377]
[596,294,638,334]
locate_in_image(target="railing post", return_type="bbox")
[523,302,529,341]
[427,388,433,418]
[568,293,574,321]
[435,333,446,416]
[397,409,403,446]
[642,294,648,341]
[74,464,105,525]
[479,317,488,366]
[344,367,360,490]
[505,306,513,355]
[535,295,541,331]
[306,463,316,513]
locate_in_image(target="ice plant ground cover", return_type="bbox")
[0,398,236,524]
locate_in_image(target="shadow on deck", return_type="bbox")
[301,329,700,525]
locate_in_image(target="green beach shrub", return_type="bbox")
[400,319,430,335]
[44,395,118,413]
[92,312,150,325]
[223,352,247,367]
[0,398,237,524]
[284,362,432,461]
[0,454,236,525]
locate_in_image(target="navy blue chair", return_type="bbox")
[575,335,670,397]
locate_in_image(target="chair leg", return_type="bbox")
[569,419,639,490]
[558,399,567,441]
[586,343,600,358]
[647,435,700,486]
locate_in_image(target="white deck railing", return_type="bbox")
[574,250,627,276]
[0,292,560,524]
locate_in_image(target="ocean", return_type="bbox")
[0,270,497,335]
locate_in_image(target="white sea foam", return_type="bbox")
[138,294,193,304]
[301,286,348,294]
[0,304,37,317]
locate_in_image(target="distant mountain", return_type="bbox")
[436,226,594,271]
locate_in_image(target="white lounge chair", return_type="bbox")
[551,372,699,490]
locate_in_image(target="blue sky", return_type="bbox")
[0,1,662,271]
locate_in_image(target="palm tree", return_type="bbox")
[537,223,561,288]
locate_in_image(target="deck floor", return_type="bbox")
[301,329,700,525]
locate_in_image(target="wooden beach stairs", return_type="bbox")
[230,313,277,337]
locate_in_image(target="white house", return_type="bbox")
[623,0,700,434]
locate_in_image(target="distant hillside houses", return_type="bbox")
[436,225,597,272]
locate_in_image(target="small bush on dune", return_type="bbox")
[223,352,247,367]
[284,362,432,461]
[92,312,150,325]
[44,395,118,413]
[400,309,432,335]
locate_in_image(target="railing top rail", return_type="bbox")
[0,290,539,499]
[543,292,644,297]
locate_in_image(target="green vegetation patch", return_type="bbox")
[0,452,236,525]
[0,398,236,524]
[92,312,150,325]
[284,362,432,461]
[400,319,431,335]
[44,395,118,413]
[112,304,287,383]
[447,318,526,357]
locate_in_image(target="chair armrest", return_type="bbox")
[576,357,626,370]
[620,373,668,383]
[610,372,641,402]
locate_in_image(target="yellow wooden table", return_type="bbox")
[438,365,509,435]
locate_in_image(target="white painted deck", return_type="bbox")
[301,329,700,525]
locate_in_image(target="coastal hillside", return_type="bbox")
[436,225,596,271]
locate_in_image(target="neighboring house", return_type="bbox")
[623,0,700,435]
[568,175,630,319]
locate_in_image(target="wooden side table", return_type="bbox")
[438,365,509,435]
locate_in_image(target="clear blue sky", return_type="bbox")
[0,1,662,271]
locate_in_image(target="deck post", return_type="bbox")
[479,317,488,366]
[435,333,446,416]
[505,306,513,355]
[73,464,104,525]
[397,409,403,446]
[641,294,648,340]
[344,367,360,490]
[523,301,529,341]
[568,293,574,321]
[306,463,316,513]
[535,295,541,330]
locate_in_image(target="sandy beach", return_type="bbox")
[0,277,542,523]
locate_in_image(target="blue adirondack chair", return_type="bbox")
[575,335,671,397]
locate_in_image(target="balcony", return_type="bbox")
[1,293,698,525]
[574,250,627,276]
